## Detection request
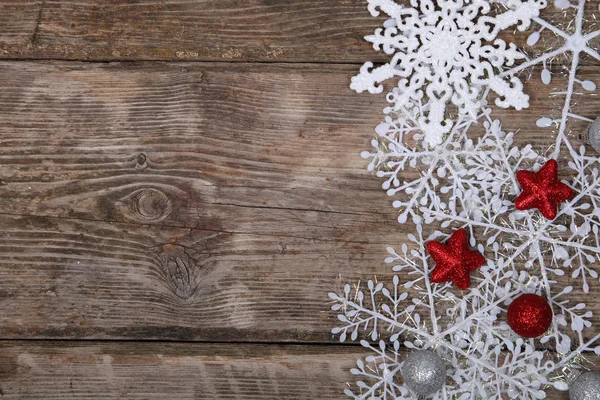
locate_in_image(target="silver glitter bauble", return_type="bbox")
[570,372,600,400]
[584,117,600,153]
[402,350,446,398]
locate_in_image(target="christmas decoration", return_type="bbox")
[401,350,446,398]
[427,228,485,290]
[514,159,574,220]
[350,0,546,146]
[569,372,600,400]
[529,1,600,159]
[330,226,560,400]
[584,117,600,153]
[332,0,600,398]
[506,293,553,338]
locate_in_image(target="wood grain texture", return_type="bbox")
[0,0,598,63]
[0,341,587,399]
[0,212,393,341]
[0,61,598,343]
[0,61,392,230]
[0,1,598,397]
[0,62,398,341]
[0,0,385,62]
[0,341,361,399]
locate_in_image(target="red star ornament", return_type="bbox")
[514,159,574,220]
[426,228,485,290]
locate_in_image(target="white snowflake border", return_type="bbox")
[333,114,600,399]
[331,0,600,398]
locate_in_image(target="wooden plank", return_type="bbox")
[0,341,362,399]
[0,62,598,342]
[0,0,385,62]
[0,61,404,342]
[0,210,598,342]
[0,213,394,341]
[0,0,597,63]
[0,341,587,399]
[0,61,393,231]
[0,61,597,228]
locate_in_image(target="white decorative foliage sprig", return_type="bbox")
[333,0,600,398]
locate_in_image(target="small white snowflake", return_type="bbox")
[525,0,600,156]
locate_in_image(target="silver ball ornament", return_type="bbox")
[402,350,446,398]
[584,117,600,153]
[570,372,600,400]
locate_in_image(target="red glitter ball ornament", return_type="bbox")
[514,159,574,220]
[426,228,485,290]
[506,294,553,338]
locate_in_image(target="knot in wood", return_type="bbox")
[135,153,148,170]
[158,245,201,300]
[116,188,172,223]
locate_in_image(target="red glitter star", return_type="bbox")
[426,229,485,290]
[514,159,574,220]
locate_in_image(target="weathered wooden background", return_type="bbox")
[0,1,598,398]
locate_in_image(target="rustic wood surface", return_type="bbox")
[0,341,593,399]
[0,0,597,63]
[0,61,597,343]
[0,0,598,398]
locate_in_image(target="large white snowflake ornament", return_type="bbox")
[351,0,546,146]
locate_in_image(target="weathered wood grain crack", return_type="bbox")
[29,1,44,48]
[203,201,376,217]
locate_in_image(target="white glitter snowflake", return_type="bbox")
[351,0,547,146]
[362,109,538,226]
[332,0,600,398]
